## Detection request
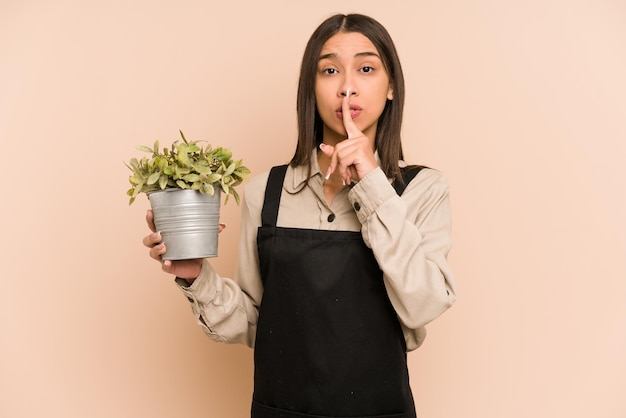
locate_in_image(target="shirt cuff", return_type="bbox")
[174,259,218,308]
[348,167,396,224]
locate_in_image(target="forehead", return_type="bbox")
[319,31,379,57]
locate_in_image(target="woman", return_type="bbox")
[144,13,456,418]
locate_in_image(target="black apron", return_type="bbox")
[252,164,424,418]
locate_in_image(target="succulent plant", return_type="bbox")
[126,130,250,205]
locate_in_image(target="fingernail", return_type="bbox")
[319,143,325,150]
[346,88,351,97]
[325,169,331,180]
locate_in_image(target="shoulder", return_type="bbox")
[404,167,449,195]
[242,170,270,218]
[401,168,451,217]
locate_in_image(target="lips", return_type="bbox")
[336,105,362,119]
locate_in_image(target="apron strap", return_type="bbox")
[393,165,427,196]
[261,164,288,227]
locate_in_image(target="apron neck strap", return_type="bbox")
[261,164,289,227]
[393,165,427,196]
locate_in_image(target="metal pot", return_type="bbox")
[148,188,221,260]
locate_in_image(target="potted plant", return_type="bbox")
[126,130,250,260]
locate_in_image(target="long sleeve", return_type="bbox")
[348,167,456,351]
[174,173,269,347]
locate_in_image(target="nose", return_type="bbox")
[339,76,357,97]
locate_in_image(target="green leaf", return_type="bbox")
[177,149,191,166]
[215,148,232,161]
[193,162,210,174]
[224,162,235,177]
[174,166,190,177]
[231,189,241,205]
[159,174,168,189]
[176,180,188,189]
[202,183,215,195]
[136,145,153,153]
[182,173,200,182]
[147,172,161,185]
[132,183,143,198]
[206,173,221,183]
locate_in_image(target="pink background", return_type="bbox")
[2,1,625,417]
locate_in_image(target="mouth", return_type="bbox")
[336,105,362,119]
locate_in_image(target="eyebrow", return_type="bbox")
[318,51,381,61]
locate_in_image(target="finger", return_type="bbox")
[319,143,336,179]
[342,90,362,139]
[143,231,162,248]
[336,141,370,185]
[319,142,334,158]
[146,210,156,232]
[348,165,358,185]
[149,242,166,261]
[161,259,174,273]
[340,155,356,186]
[321,141,354,183]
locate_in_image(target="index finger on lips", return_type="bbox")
[342,90,361,139]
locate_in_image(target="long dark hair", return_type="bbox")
[290,14,406,184]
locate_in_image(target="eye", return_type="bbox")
[361,66,374,73]
[322,68,338,75]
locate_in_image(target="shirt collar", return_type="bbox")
[285,148,399,193]
[286,149,322,193]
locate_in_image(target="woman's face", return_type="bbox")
[315,31,393,145]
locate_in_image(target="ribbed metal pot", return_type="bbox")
[148,188,221,260]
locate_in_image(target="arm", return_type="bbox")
[348,167,456,350]
[172,176,268,347]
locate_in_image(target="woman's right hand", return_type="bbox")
[143,209,204,282]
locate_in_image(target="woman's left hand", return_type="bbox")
[320,93,378,185]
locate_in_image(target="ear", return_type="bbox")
[387,86,394,100]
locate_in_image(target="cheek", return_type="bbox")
[314,82,323,106]
[314,86,333,115]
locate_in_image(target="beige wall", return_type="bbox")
[2,1,625,417]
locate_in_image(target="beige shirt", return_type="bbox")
[176,152,456,352]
